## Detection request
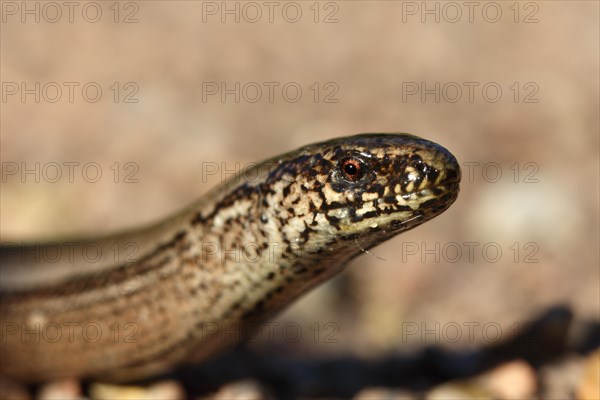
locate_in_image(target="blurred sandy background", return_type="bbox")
[1,0,598,395]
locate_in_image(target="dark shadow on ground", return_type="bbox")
[107,305,598,399]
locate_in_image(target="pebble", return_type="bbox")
[201,380,266,400]
[426,381,493,400]
[477,359,537,399]
[38,379,81,400]
[89,380,185,400]
[577,349,600,399]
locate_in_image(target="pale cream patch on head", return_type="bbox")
[356,201,377,217]
[321,183,350,206]
[307,190,323,209]
[361,192,379,202]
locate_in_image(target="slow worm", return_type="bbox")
[0,133,461,382]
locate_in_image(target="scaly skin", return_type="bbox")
[0,133,461,382]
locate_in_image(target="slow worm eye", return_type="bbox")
[340,158,364,182]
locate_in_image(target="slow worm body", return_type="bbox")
[0,133,461,382]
